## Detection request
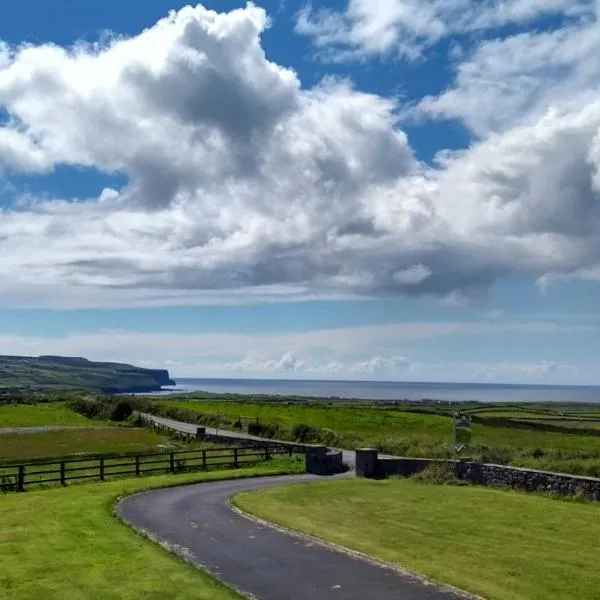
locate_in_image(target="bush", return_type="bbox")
[319,428,338,446]
[479,446,513,465]
[70,397,136,422]
[291,423,320,443]
[69,398,106,419]
[248,421,283,439]
[247,421,262,436]
[109,400,133,422]
[532,447,545,459]
[410,462,465,486]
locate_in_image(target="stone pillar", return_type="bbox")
[196,426,206,440]
[305,446,329,475]
[355,448,379,478]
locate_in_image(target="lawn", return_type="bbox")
[0,460,304,600]
[233,478,600,600]
[0,427,190,461]
[159,399,600,475]
[0,402,97,428]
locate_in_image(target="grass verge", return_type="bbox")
[0,402,98,428]
[233,478,600,600]
[0,458,304,600]
[0,427,197,461]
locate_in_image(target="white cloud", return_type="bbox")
[419,19,600,136]
[223,352,411,377]
[0,3,599,308]
[468,360,587,382]
[224,351,306,373]
[296,0,593,61]
[3,325,596,383]
[0,318,592,369]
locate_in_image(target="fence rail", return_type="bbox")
[0,445,297,493]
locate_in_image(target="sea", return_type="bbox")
[145,378,600,404]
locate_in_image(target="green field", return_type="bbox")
[158,399,600,475]
[161,399,452,443]
[0,462,303,600]
[234,478,600,600]
[0,427,188,461]
[466,410,566,419]
[520,418,600,429]
[0,402,99,428]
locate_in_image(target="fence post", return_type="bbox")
[233,448,239,468]
[17,465,24,492]
[202,450,207,470]
[135,455,140,476]
[60,461,66,486]
[99,457,105,481]
[170,452,175,473]
[264,446,270,461]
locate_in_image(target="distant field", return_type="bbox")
[234,478,600,600]
[468,410,568,419]
[520,419,600,430]
[0,403,98,428]
[0,462,303,600]
[159,399,600,476]
[0,428,187,461]
[566,413,600,419]
[162,399,451,435]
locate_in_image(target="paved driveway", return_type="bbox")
[118,474,466,600]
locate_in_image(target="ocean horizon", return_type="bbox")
[147,377,600,404]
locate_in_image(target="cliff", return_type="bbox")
[0,355,176,395]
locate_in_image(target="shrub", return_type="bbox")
[319,428,338,446]
[291,423,320,443]
[69,398,106,419]
[411,462,464,486]
[247,421,283,439]
[109,400,133,422]
[479,446,513,465]
[247,421,262,436]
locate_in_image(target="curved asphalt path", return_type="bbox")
[0,425,90,435]
[142,413,361,465]
[118,474,465,600]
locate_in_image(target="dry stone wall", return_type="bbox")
[356,450,600,500]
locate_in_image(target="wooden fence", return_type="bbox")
[0,445,298,493]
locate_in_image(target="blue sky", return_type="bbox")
[0,0,599,384]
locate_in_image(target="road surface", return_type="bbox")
[118,474,466,600]
[142,413,359,465]
[0,425,89,435]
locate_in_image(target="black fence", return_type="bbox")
[0,445,298,492]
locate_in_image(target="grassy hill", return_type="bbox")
[0,355,175,395]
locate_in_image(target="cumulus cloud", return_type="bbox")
[0,2,599,308]
[224,351,411,377]
[2,322,596,382]
[0,317,592,371]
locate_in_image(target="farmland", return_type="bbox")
[153,397,600,476]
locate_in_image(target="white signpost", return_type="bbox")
[453,413,472,458]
